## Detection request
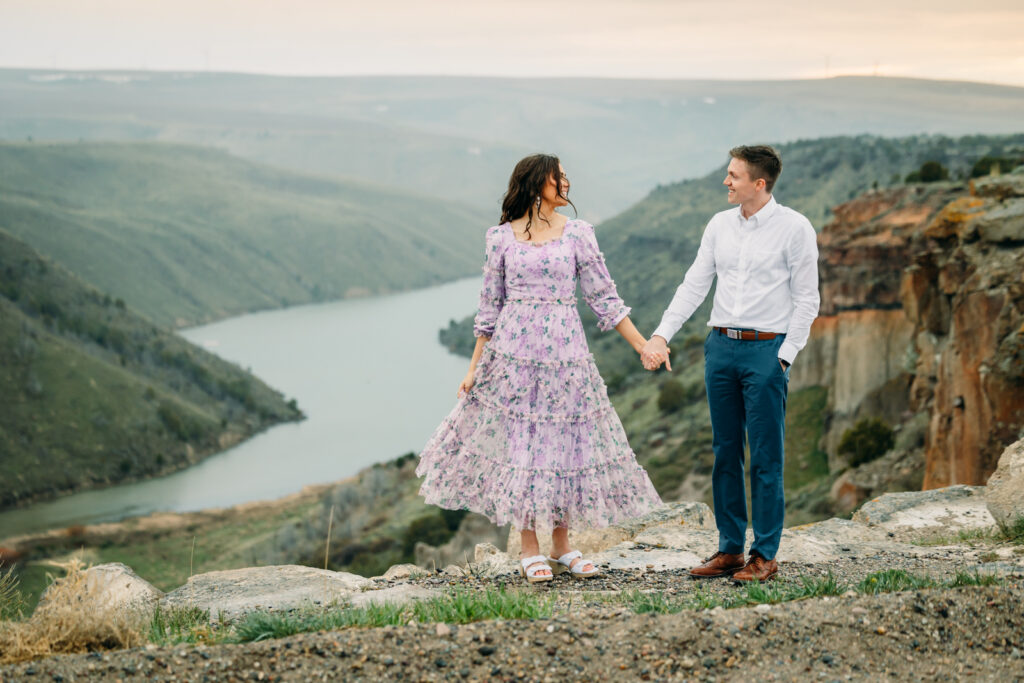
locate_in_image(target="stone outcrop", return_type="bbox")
[161,566,372,619]
[504,501,715,559]
[985,437,1024,531]
[799,176,1024,491]
[476,485,1015,578]
[852,484,995,540]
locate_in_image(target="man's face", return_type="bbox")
[723,158,764,205]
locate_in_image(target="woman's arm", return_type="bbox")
[458,335,490,397]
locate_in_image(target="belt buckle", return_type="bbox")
[727,328,741,340]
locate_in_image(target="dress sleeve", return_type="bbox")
[472,225,506,338]
[575,222,631,332]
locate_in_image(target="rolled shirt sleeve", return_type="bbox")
[472,225,507,338]
[778,218,820,365]
[576,222,631,331]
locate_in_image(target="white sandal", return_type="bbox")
[547,550,601,579]
[519,555,553,584]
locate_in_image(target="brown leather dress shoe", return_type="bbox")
[732,552,779,582]
[688,551,745,579]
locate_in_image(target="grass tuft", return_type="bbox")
[857,569,936,594]
[949,570,1002,588]
[0,560,145,665]
[148,604,213,646]
[0,563,24,621]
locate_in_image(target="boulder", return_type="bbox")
[471,542,518,578]
[37,562,162,616]
[161,565,370,619]
[381,563,427,581]
[985,438,1024,533]
[505,501,715,558]
[852,485,996,540]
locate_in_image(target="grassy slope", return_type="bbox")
[0,142,491,327]
[0,229,301,508]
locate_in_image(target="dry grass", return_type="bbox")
[0,560,145,665]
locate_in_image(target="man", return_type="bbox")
[641,145,819,582]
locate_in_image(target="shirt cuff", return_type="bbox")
[651,324,676,344]
[778,340,800,365]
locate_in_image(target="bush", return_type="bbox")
[402,514,457,556]
[906,160,949,184]
[657,379,687,413]
[970,155,1023,178]
[838,417,894,466]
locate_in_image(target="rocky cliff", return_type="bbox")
[800,171,1024,497]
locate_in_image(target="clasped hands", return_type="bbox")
[640,336,671,372]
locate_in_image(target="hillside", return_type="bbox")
[3,70,1024,220]
[0,229,302,509]
[0,142,491,327]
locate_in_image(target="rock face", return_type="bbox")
[801,179,1024,488]
[985,437,1024,531]
[504,501,715,559]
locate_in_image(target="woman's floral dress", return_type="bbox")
[416,219,662,530]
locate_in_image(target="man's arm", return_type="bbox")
[651,221,718,343]
[641,220,718,370]
[778,219,820,365]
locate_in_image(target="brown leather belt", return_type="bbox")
[714,327,779,341]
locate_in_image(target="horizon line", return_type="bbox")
[2,65,1023,90]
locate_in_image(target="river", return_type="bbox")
[0,277,481,537]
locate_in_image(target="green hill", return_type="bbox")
[0,229,302,509]
[0,142,491,328]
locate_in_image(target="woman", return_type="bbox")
[416,154,662,583]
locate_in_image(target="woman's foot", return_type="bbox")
[520,530,552,580]
[550,527,599,578]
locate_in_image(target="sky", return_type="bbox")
[1,0,1023,86]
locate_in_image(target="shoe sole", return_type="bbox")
[730,572,778,584]
[688,566,744,580]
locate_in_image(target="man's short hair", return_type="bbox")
[729,145,782,193]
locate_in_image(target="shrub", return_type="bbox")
[906,160,949,184]
[838,417,894,466]
[970,155,1023,178]
[402,514,457,556]
[657,379,687,413]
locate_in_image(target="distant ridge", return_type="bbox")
[3,69,1023,219]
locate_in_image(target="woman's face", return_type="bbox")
[541,164,570,209]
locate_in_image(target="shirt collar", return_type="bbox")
[738,195,777,227]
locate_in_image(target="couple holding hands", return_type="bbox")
[416,145,820,584]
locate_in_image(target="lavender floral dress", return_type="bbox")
[416,219,662,530]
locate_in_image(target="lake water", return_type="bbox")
[0,277,481,537]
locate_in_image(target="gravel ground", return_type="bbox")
[3,552,1023,682]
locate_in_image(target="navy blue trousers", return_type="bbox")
[704,330,789,560]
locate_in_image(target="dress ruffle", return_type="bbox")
[416,346,662,530]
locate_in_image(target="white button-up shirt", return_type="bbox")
[652,196,820,364]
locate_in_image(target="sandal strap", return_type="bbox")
[554,550,583,567]
[521,555,549,577]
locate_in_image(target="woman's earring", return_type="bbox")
[536,195,542,208]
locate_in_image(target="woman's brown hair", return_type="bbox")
[499,154,575,240]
